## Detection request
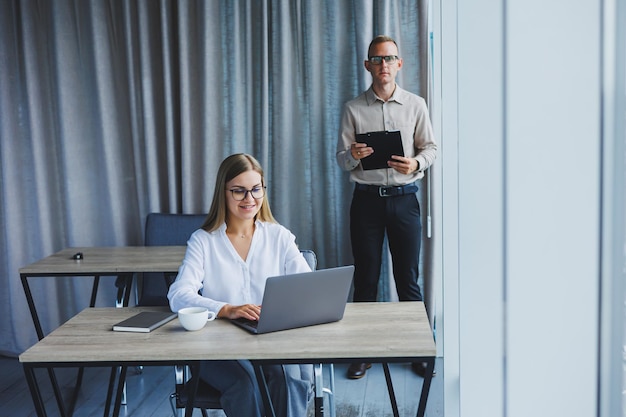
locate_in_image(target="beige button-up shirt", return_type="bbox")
[336,85,437,186]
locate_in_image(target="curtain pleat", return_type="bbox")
[0,0,431,356]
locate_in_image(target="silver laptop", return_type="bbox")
[230,265,354,334]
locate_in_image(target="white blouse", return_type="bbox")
[167,221,311,314]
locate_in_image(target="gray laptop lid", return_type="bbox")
[231,265,354,334]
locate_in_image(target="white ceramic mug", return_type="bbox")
[177,307,217,331]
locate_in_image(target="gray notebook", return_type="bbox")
[230,265,354,334]
[113,311,177,333]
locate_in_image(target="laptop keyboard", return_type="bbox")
[233,317,259,329]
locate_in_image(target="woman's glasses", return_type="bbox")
[229,186,266,201]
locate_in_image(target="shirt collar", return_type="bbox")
[218,219,265,234]
[365,84,407,105]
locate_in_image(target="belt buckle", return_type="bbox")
[378,187,391,197]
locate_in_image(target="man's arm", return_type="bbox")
[413,99,437,172]
[336,105,361,171]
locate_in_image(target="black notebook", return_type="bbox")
[112,311,177,333]
[356,130,404,170]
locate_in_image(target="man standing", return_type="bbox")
[336,35,437,379]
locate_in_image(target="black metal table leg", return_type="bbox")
[89,275,101,307]
[21,274,45,340]
[22,274,70,417]
[382,363,400,417]
[184,362,201,417]
[112,366,128,417]
[66,367,86,416]
[103,366,119,417]
[252,363,277,417]
[416,358,435,417]
[24,271,111,417]
[24,364,49,417]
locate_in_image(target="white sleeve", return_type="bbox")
[167,232,227,315]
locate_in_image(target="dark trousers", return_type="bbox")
[198,360,313,417]
[350,188,422,302]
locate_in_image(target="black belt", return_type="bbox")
[354,183,418,197]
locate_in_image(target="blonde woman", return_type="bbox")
[168,153,312,417]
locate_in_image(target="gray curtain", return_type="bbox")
[0,0,430,356]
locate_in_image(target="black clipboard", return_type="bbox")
[356,131,404,170]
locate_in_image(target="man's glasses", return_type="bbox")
[229,186,266,201]
[368,55,399,65]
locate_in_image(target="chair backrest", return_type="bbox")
[300,249,317,271]
[139,213,206,306]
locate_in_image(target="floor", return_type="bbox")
[1,356,443,417]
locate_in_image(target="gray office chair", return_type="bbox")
[170,249,336,417]
[113,213,206,307]
[140,213,207,305]
[112,213,206,416]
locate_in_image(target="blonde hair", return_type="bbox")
[201,153,276,232]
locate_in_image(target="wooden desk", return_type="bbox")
[20,246,186,339]
[19,246,186,417]
[20,302,436,417]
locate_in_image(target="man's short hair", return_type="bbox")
[368,35,399,57]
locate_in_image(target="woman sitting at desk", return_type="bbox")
[167,153,313,417]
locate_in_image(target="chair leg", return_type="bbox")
[168,392,178,417]
[325,364,336,417]
[313,363,336,417]
[313,364,324,417]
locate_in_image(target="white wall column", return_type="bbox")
[438,1,603,416]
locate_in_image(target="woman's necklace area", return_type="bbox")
[227,225,254,239]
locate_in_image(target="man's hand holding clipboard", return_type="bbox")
[354,131,405,170]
